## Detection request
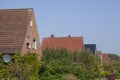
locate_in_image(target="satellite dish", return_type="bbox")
[3,54,11,63]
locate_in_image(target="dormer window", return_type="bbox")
[30,20,32,26]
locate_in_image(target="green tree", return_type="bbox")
[107,54,120,62]
[72,51,101,78]
[41,49,101,79]
[40,48,73,79]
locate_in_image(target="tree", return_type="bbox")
[102,55,120,79]
[72,51,101,78]
[41,49,101,79]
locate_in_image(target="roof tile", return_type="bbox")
[0,9,32,53]
[42,35,83,52]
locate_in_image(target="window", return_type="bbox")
[32,39,36,50]
[26,43,30,49]
[30,20,32,26]
[26,37,31,49]
[86,48,91,52]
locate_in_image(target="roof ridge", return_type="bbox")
[43,36,83,39]
[0,8,33,10]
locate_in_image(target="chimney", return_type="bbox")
[51,34,54,38]
[68,35,71,38]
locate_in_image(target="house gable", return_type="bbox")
[21,9,41,59]
[0,8,41,60]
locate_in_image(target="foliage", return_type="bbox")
[0,53,39,80]
[101,70,110,77]
[1,49,119,79]
[41,49,101,79]
[39,48,72,80]
[72,51,101,78]
[102,56,120,79]
[107,54,120,62]
[110,61,120,78]
[63,74,78,80]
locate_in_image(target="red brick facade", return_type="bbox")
[102,53,110,64]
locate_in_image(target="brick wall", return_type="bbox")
[21,9,41,60]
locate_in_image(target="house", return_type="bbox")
[41,35,84,52]
[96,51,111,64]
[84,44,96,54]
[102,53,110,64]
[96,51,102,60]
[0,8,41,60]
[96,51,103,65]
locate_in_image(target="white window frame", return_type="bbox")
[26,37,31,49]
[32,39,36,50]
[30,20,32,26]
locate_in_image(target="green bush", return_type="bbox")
[0,53,40,80]
[41,49,101,79]
[2,48,119,79]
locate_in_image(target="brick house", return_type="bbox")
[0,8,41,60]
[102,53,110,64]
[96,51,111,64]
[41,35,84,52]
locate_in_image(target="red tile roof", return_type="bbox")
[41,35,84,52]
[0,8,32,53]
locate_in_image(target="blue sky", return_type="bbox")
[0,0,120,55]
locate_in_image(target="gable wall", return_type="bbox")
[21,10,41,60]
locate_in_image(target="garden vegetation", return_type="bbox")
[0,49,120,80]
